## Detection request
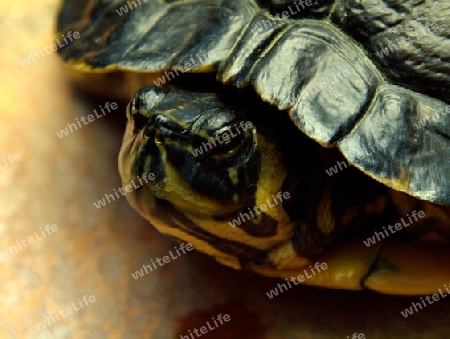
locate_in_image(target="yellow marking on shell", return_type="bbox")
[190,65,215,73]
[63,65,167,101]
[64,60,120,72]
[380,177,409,194]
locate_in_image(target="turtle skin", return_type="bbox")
[56,0,450,295]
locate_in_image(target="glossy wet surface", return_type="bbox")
[1,1,449,338]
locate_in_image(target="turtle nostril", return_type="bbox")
[143,125,165,147]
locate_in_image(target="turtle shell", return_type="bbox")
[56,0,450,294]
[57,0,450,204]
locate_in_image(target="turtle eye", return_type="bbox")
[210,131,245,163]
[196,125,256,167]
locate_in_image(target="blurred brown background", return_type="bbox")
[1,1,450,338]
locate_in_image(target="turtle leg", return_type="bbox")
[303,238,450,295]
[361,241,450,295]
[254,237,450,295]
[253,239,384,291]
[257,239,384,292]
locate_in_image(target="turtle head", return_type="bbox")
[119,85,298,271]
[119,85,261,216]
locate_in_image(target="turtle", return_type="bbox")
[56,0,450,295]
